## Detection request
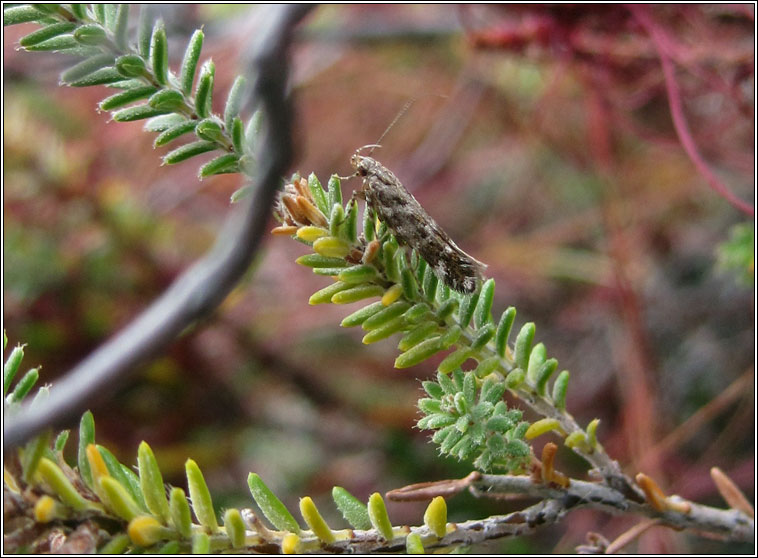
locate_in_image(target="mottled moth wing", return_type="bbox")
[352,154,486,293]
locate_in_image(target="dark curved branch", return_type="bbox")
[3,4,314,449]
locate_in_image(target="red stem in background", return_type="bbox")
[629,5,754,217]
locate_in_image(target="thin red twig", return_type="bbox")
[629,5,754,217]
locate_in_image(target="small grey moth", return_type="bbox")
[351,149,486,293]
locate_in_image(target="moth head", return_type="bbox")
[340,152,371,181]
[351,144,382,176]
[350,153,366,175]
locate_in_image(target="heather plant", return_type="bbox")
[3,4,754,554]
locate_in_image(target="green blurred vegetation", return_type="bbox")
[717,223,754,286]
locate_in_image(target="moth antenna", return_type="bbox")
[357,144,383,154]
[367,98,417,156]
[341,144,384,179]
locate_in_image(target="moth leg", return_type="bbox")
[403,246,422,277]
[398,245,413,271]
[375,221,395,244]
[333,198,358,229]
[351,188,366,202]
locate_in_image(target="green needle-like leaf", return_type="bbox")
[341,301,385,328]
[247,473,301,533]
[68,67,125,87]
[473,278,495,328]
[157,540,180,554]
[398,321,438,352]
[97,445,147,512]
[422,265,439,302]
[192,532,210,554]
[150,20,168,85]
[148,89,187,112]
[100,85,157,110]
[78,410,96,489]
[112,104,171,122]
[169,487,193,539]
[54,430,70,453]
[327,173,342,210]
[332,284,384,305]
[60,54,116,84]
[25,35,79,52]
[224,75,246,131]
[367,493,394,541]
[20,22,76,47]
[332,486,371,530]
[395,336,443,368]
[224,508,247,548]
[438,347,472,374]
[299,497,335,543]
[73,23,108,46]
[362,316,406,343]
[113,4,130,50]
[99,533,131,554]
[137,5,154,58]
[195,118,225,142]
[199,153,239,178]
[514,322,535,371]
[534,358,558,396]
[526,342,546,384]
[309,281,351,305]
[162,141,217,165]
[153,119,196,147]
[37,457,97,512]
[144,113,186,132]
[101,476,143,521]
[458,290,479,328]
[362,301,410,330]
[92,4,106,23]
[424,496,447,538]
[406,532,425,554]
[307,173,329,215]
[471,323,495,349]
[115,54,147,77]
[4,344,24,396]
[4,5,44,25]
[185,458,218,532]
[9,367,38,403]
[138,441,170,522]
[495,307,516,357]
[103,4,118,30]
[194,59,215,118]
[179,29,204,95]
[552,370,570,410]
[22,430,51,483]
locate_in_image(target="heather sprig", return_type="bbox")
[5,4,257,196]
[273,173,610,476]
[2,349,454,554]
[6,332,750,553]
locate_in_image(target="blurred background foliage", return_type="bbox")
[3,5,754,553]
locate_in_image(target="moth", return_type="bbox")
[351,147,486,294]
